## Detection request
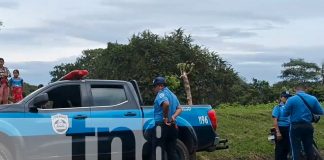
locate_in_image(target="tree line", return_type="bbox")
[49,29,324,106]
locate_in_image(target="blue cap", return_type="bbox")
[153,76,166,86]
[281,91,291,98]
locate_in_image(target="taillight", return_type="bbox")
[208,109,218,130]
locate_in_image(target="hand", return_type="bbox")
[171,115,176,122]
[164,118,171,126]
[1,73,7,77]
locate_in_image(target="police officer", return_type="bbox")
[272,91,291,160]
[283,84,324,160]
[152,76,182,160]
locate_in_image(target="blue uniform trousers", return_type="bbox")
[290,122,314,160]
[151,122,179,160]
[275,126,290,160]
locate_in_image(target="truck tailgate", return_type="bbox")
[142,105,220,151]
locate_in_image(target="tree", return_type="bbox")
[280,58,321,84]
[50,29,243,106]
[177,62,194,105]
[23,83,37,97]
[49,49,104,82]
[165,75,181,91]
[322,63,324,85]
[250,78,275,104]
[50,63,78,82]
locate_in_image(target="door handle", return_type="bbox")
[74,115,88,120]
[124,112,137,117]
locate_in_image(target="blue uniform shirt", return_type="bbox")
[9,77,23,87]
[283,91,324,123]
[272,103,290,127]
[154,87,180,123]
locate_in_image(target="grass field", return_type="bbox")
[198,103,324,160]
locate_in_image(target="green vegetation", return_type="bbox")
[280,58,321,83]
[41,28,324,159]
[198,104,324,160]
[49,29,324,106]
[47,29,324,159]
[23,82,37,96]
[50,29,243,106]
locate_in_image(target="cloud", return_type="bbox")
[190,26,262,39]
[0,1,18,9]
[6,56,78,85]
[100,0,289,24]
[1,0,324,85]
[6,61,57,85]
[218,45,324,84]
[19,0,289,44]
[217,29,257,39]
[237,61,275,66]
[235,63,282,84]
[222,46,324,64]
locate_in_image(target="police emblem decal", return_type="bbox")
[51,114,70,134]
[159,93,165,98]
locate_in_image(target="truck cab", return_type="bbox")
[0,70,228,160]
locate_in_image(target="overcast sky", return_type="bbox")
[1,0,324,85]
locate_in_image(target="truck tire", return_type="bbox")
[0,143,13,160]
[176,139,190,160]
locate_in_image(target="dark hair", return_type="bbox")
[0,58,4,62]
[281,91,292,98]
[13,69,19,74]
[37,84,44,89]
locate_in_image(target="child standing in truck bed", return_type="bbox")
[9,69,24,103]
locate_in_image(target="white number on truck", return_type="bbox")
[198,116,209,125]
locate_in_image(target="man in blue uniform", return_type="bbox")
[283,85,324,160]
[272,91,291,160]
[152,76,182,160]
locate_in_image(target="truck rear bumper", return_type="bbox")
[206,137,228,152]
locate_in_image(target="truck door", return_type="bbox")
[87,82,143,160]
[24,83,94,160]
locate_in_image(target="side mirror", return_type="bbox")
[30,93,49,110]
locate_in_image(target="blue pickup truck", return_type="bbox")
[0,72,227,160]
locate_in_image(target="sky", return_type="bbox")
[1,0,324,85]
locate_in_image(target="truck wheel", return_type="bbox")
[176,139,190,160]
[0,143,13,160]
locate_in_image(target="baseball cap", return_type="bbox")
[281,91,292,98]
[153,76,166,86]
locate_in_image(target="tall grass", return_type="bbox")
[198,103,324,160]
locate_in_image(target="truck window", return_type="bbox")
[91,85,127,106]
[43,85,82,109]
